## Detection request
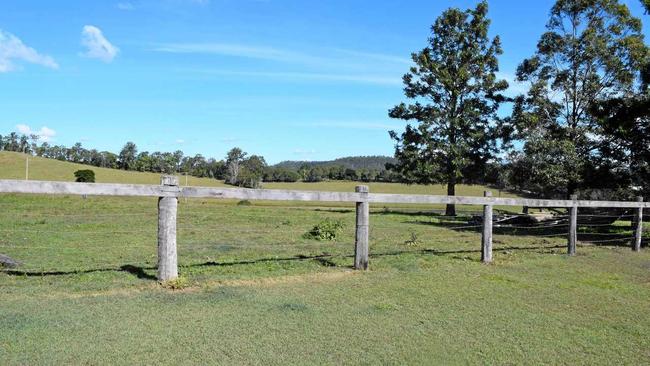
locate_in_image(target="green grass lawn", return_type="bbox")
[1,153,649,364]
[1,192,649,365]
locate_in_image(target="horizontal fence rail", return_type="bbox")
[0,178,646,281]
[1,179,649,208]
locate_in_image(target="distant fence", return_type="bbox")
[0,176,646,281]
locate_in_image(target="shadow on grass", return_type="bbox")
[1,264,158,279]
[408,218,638,248]
[1,244,577,279]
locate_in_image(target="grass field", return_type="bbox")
[1,152,649,364]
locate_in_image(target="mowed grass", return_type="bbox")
[1,192,649,365]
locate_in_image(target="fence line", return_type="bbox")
[0,177,646,281]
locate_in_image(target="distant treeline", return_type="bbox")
[0,131,404,186]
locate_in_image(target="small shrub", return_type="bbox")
[74,169,95,183]
[160,276,191,290]
[404,232,420,247]
[304,218,344,241]
[237,199,252,206]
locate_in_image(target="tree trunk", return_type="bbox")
[445,181,456,216]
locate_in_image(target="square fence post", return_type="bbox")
[568,194,578,256]
[633,196,644,252]
[481,191,493,263]
[354,185,369,270]
[158,175,179,281]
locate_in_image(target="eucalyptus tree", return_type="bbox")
[388,1,508,215]
[512,0,647,196]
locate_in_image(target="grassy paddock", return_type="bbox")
[0,191,649,364]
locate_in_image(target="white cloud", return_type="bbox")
[153,42,409,72]
[116,2,135,10]
[81,25,119,63]
[292,120,402,131]
[175,139,185,144]
[15,124,57,142]
[0,29,58,72]
[154,43,322,65]
[184,69,401,86]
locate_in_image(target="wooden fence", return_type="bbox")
[0,176,647,281]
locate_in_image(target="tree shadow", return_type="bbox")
[3,239,643,280]
[120,264,157,280]
[2,264,157,279]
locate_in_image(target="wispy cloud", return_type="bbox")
[185,69,401,86]
[153,42,409,71]
[332,48,411,65]
[15,124,57,141]
[0,29,58,72]
[81,25,119,63]
[116,2,135,10]
[296,121,402,130]
[154,43,324,65]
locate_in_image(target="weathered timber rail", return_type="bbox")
[0,177,646,280]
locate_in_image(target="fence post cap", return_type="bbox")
[355,185,369,193]
[484,191,492,197]
[161,175,179,186]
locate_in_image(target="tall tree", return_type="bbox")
[592,38,650,196]
[388,1,508,216]
[118,142,138,170]
[512,0,646,197]
[225,148,247,185]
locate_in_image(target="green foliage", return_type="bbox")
[263,167,300,182]
[511,0,647,195]
[159,276,191,290]
[73,169,95,183]
[388,1,508,215]
[237,199,252,206]
[404,232,420,247]
[236,155,267,188]
[304,218,344,241]
[508,135,582,197]
[118,142,138,170]
[274,156,396,172]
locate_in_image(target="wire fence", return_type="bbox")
[0,194,646,275]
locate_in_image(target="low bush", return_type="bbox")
[237,200,252,206]
[74,169,95,183]
[304,218,344,241]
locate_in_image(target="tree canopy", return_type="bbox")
[511,0,647,197]
[388,0,508,215]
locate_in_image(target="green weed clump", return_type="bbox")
[237,200,252,206]
[160,277,192,290]
[404,232,420,247]
[304,218,344,241]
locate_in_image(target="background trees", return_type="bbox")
[510,0,647,197]
[388,0,508,215]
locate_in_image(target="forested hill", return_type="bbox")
[274,156,396,171]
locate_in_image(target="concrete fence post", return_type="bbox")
[158,175,179,281]
[633,196,644,252]
[354,185,369,270]
[568,194,578,256]
[481,191,493,263]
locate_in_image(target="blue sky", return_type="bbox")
[1,0,648,164]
